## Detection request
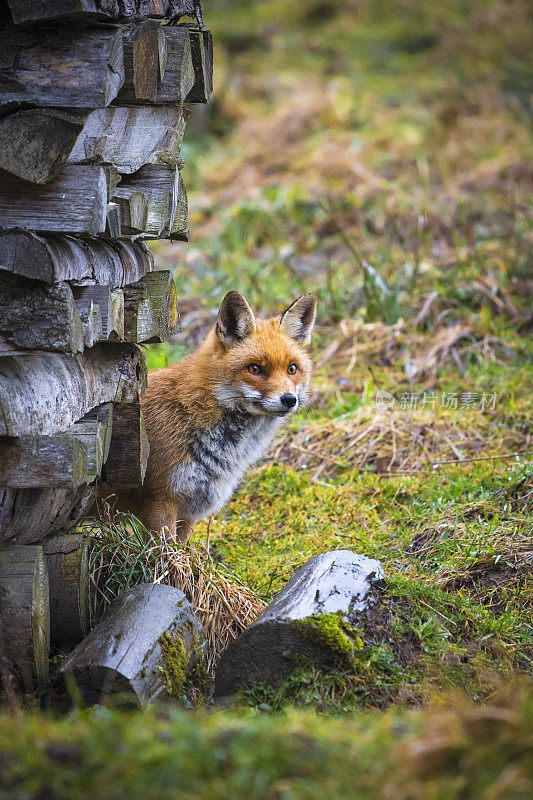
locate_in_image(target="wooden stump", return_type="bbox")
[0,545,50,690]
[42,535,90,646]
[214,550,385,697]
[61,583,204,706]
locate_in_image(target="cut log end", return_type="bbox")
[0,545,50,690]
[61,583,204,707]
[42,535,90,645]
[214,550,385,697]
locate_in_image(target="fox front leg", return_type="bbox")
[137,495,193,543]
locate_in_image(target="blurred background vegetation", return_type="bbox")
[149,0,531,365]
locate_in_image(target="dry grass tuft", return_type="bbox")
[84,513,265,673]
[316,318,520,385]
[271,406,529,480]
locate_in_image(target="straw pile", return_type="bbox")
[86,513,265,673]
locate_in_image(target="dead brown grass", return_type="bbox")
[86,514,265,674]
[271,406,530,481]
[316,317,521,385]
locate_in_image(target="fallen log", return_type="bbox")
[6,1,203,25]
[0,275,84,355]
[61,583,204,706]
[0,545,50,690]
[0,344,147,437]
[214,550,385,697]
[0,24,124,107]
[113,164,188,239]
[42,535,90,646]
[103,403,149,487]
[0,165,108,235]
[116,24,194,106]
[0,485,94,545]
[0,230,154,286]
[123,270,180,343]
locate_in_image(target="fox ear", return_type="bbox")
[280,293,317,345]
[216,291,256,347]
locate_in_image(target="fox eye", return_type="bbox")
[287,363,298,375]
[247,364,261,375]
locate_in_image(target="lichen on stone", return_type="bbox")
[294,612,363,669]
[157,626,211,705]
[157,629,188,699]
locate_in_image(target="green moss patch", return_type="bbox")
[157,629,211,706]
[294,612,362,669]
[157,630,188,700]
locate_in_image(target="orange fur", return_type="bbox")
[100,295,315,541]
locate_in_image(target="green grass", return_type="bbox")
[202,459,531,711]
[1,685,532,799]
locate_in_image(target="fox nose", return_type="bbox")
[280,393,297,409]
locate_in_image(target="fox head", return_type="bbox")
[207,291,317,417]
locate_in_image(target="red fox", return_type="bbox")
[104,291,316,542]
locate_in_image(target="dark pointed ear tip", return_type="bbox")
[297,292,317,305]
[221,290,247,305]
[284,292,317,310]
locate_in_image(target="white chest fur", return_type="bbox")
[168,411,283,521]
